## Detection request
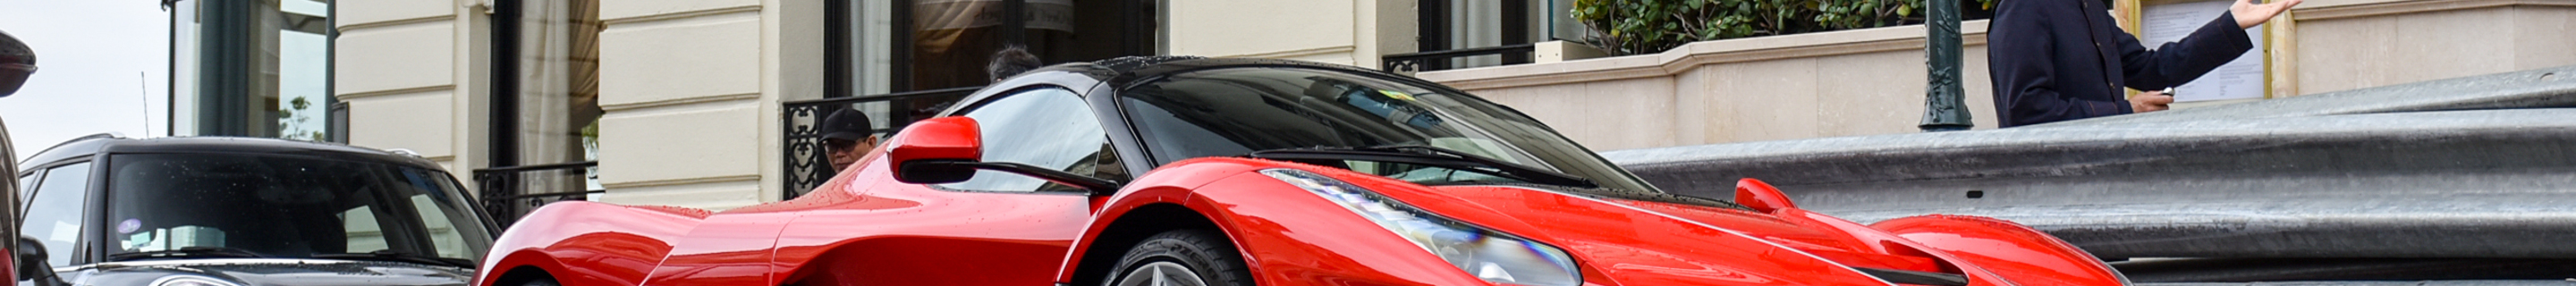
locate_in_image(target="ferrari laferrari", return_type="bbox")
[474,57,2127,286]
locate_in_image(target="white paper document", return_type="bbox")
[2140,0,2267,102]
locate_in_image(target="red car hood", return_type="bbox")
[1418,185,1965,286]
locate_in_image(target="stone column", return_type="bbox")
[592,0,821,210]
[336,0,491,184]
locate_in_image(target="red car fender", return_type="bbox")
[1051,157,1498,285]
[1869,214,2127,286]
[1049,158,1260,283]
[474,201,709,286]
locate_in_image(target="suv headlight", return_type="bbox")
[1261,169,1581,286]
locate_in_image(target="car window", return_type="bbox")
[939,88,1129,192]
[397,166,490,260]
[1119,67,1665,193]
[340,206,390,253]
[23,162,93,266]
[105,154,494,263]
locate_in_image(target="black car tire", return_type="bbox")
[521,278,561,286]
[1102,230,1251,286]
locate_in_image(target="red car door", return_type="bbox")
[766,87,1131,285]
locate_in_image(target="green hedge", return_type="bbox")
[1572,0,1995,55]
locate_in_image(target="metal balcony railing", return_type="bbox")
[779,86,982,198]
[1380,44,1537,73]
[473,161,599,228]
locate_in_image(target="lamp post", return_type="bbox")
[1919,0,1974,131]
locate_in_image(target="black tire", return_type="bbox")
[1101,230,1253,286]
[521,277,561,286]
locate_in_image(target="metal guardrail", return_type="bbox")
[1601,66,2576,282]
[1380,44,1536,73]
[779,86,982,198]
[1601,66,2576,273]
[473,161,599,228]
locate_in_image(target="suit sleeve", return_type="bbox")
[2115,11,2258,90]
[1989,7,2132,127]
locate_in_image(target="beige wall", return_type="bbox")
[336,0,489,182]
[2290,0,2576,95]
[590,0,824,210]
[335,0,821,210]
[1418,21,1999,150]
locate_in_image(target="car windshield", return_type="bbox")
[103,153,492,265]
[1119,66,1671,196]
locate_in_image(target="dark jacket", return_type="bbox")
[1988,0,2256,127]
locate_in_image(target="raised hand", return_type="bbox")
[2232,0,2304,29]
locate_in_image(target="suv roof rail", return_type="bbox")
[30,132,123,157]
[385,148,425,158]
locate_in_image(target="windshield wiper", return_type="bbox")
[107,246,266,261]
[311,249,477,268]
[1247,144,1597,188]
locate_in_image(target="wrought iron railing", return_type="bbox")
[1381,44,1538,73]
[473,161,599,228]
[780,86,983,198]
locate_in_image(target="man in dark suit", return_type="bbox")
[1988,0,2301,127]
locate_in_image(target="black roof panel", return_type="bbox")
[21,136,441,172]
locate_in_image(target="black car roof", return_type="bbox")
[21,135,444,171]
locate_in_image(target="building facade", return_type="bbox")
[164,0,2576,214]
[305,0,1586,215]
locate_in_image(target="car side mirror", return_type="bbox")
[16,236,49,282]
[1734,178,1798,213]
[887,116,985,185]
[886,116,1121,195]
[1,29,36,97]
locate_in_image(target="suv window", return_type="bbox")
[104,154,493,264]
[939,88,1128,192]
[23,162,94,266]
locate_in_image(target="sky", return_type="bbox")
[1,1,172,162]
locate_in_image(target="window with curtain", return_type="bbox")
[502,0,604,194]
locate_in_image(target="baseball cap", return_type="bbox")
[820,109,875,141]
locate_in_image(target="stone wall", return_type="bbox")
[1420,0,2576,151]
[335,0,486,181]
[1417,21,2000,150]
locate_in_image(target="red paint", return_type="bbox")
[885,116,981,164]
[1873,214,2130,286]
[474,124,2122,286]
[1733,178,1798,213]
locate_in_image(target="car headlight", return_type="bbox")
[1261,169,1581,286]
[152,275,245,286]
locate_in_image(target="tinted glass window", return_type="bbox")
[24,162,94,266]
[941,88,1128,192]
[1119,67,1671,197]
[105,154,492,265]
[395,167,491,259]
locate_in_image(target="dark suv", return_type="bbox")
[15,135,496,286]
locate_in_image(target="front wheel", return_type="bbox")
[1102,230,1252,286]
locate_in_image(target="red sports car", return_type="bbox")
[474,57,2127,286]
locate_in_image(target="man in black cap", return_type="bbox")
[820,109,879,172]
